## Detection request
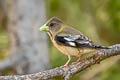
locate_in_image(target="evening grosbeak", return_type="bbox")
[40,17,110,66]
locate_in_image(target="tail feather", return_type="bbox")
[92,45,111,49]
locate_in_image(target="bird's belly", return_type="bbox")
[52,39,96,57]
[58,45,80,56]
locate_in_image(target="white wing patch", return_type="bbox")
[64,35,81,41]
[64,37,72,41]
[66,42,76,46]
[78,41,90,44]
[63,35,91,41]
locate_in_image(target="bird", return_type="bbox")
[39,17,110,67]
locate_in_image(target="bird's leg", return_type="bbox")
[64,56,71,67]
[77,55,83,62]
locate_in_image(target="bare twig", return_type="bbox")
[0,44,120,80]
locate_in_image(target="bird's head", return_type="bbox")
[40,17,65,36]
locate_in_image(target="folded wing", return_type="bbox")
[55,35,109,49]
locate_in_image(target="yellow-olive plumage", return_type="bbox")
[40,17,109,66]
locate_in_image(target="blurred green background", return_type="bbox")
[0,0,120,80]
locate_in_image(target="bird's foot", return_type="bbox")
[76,55,83,62]
[72,61,77,64]
[64,63,69,68]
[76,58,81,62]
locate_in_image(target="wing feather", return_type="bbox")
[55,35,110,49]
[55,35,93,48]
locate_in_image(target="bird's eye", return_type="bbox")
[50,23,54,27]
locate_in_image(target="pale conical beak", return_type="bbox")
[39,24,49,32]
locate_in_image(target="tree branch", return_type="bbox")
[0,44,120,80]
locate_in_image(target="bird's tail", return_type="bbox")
[92,44,111,49]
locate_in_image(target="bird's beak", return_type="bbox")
[40,24,49,32]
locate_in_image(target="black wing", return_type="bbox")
[55,35,93,48]
[55,35,110,49]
